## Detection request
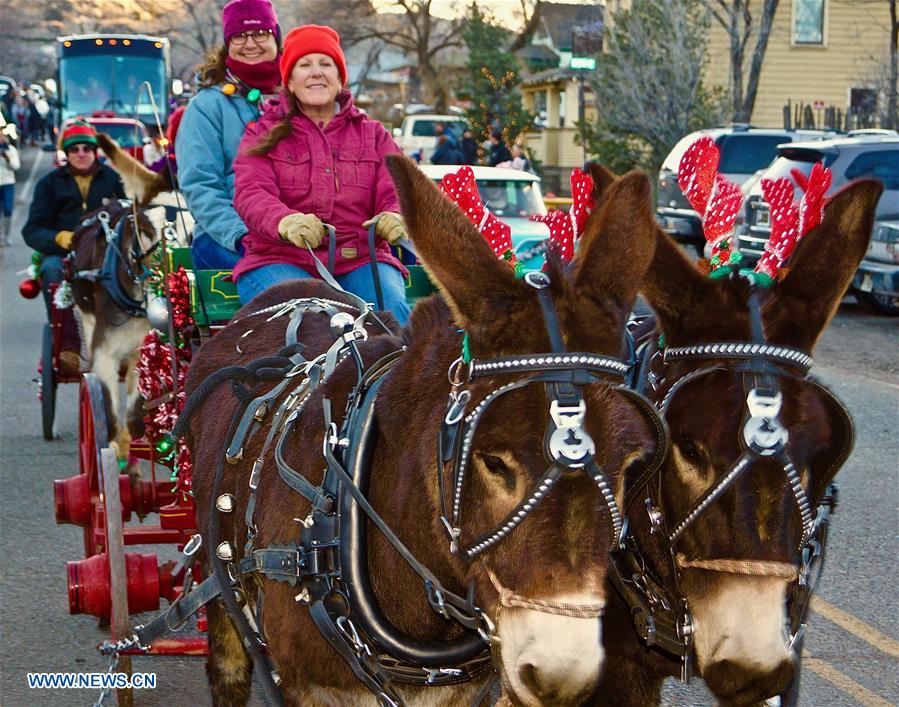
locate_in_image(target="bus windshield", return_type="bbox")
[60,55,166,120]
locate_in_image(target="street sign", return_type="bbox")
[570,57,596,71]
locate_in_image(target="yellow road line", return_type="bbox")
[812,597,899,659]
[803,655,893,707]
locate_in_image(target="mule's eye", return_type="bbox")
[480,454,508,477]
[677,439,705,465]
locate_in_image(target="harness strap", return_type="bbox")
[307,603,403,706]
[225,354,306,464]
[668,450,754,544]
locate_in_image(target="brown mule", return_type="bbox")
[585,165,882,706]
[185,156,665,706]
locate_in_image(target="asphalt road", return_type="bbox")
[0,145,896,706]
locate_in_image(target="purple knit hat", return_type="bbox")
[222,0,280,43]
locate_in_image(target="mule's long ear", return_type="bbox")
[386,155,526,334]
[97,132,168,205]
[573,171,656,318]
[768,179,883,348]
[641,225,723,342]
[586,162,618,204]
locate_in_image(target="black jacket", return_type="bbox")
[488,141,512,167]
[23,165,125,255]
[460,137,478,165]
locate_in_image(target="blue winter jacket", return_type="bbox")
[176,86,261,253]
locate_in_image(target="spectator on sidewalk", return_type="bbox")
[487,130,512,167]
[0,130,21,246]
[459,128,478,165]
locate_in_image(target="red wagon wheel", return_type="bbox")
[40,323,58,440]
[99,446,134,706]
[79,373,110,558]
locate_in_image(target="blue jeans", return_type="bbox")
[237,262,411,325]
[191,232,242,270]
[0,184,14,216]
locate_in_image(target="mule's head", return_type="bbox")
[635,172,882,703]
[388,156,665,705]
[72,200,167,285]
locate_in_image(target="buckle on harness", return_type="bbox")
[743,390,788,455]
[548,399,595,466]
[336,616,371,658]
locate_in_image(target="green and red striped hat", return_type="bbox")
[61,120,98,151]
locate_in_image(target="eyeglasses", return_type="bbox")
[230,29,274,46]
[66,145,95,154]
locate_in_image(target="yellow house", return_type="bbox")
[521,67,598,172]
[609,0,892,129]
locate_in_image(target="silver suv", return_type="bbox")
[656,126,834,254]
[738,135,899,261]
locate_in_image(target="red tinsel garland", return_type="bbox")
[135,267,194,498]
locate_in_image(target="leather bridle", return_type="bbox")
[437,271,668,560]
[611,287,853,680]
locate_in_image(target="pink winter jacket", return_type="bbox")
[232,90,407,280]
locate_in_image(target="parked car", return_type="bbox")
[737,134,899,260]
[657,126,835,254]
[394,114,467,162]
[852,216,899,315]
[419,164,550,270]
[55,112,150,166]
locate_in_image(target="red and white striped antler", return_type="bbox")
[529,168,595,263]
[439,166,521,272]
[678,137,744,271]
[754,162,832,281]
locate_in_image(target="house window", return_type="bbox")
[793,0,826,45]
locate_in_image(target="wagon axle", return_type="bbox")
[54,472,176,527]
[67,552,180,618]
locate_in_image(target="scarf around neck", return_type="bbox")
[225,56,281,93]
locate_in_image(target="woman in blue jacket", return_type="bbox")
[176,0,281,269]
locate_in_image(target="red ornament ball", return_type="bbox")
[19,279,41,299]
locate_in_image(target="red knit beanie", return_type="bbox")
[61,120,98,151]
[280,25,347,88]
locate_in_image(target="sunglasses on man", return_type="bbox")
[66,145,96,154]
[230,29,274,46]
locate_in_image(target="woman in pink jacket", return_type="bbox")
[232,24,410,323]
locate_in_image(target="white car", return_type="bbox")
[394,114,467,162]
[419,164,550,270]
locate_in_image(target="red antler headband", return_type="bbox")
[754,161,832,283]
[529,168,595,263]
[439,166,522,274]
[677,137,744,274]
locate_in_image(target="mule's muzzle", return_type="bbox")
[498,607,603,706]
[703,656,794,706]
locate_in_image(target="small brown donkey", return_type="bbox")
[586,167,882,706]
[185,156,665,706]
